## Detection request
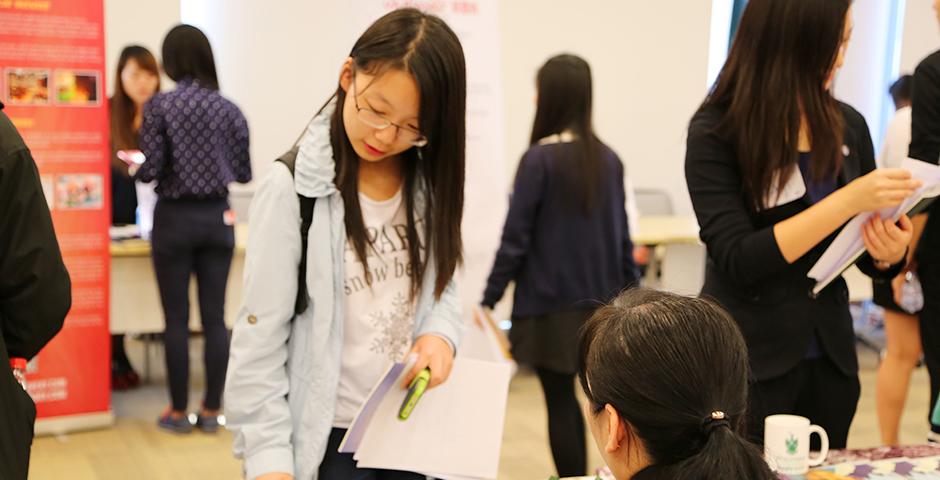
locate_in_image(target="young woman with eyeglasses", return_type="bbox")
[224,9,467,480]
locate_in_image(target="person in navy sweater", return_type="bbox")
[480,54,638,478]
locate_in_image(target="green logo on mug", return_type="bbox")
[785,434,798,455]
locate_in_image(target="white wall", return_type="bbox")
[833,0,901,150]
[180,1,354,182]
[104,0,180,96]
[499,1,717,215]
[104,1,940,215]
[170,1,718,215]
[900,0,940,74]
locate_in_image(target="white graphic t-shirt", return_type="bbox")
[333,188,422,427]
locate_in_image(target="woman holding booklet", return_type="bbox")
[685,0,917,449]
[224,9,468,480]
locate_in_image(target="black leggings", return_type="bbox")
[111,334,134,373]
[152,199,234,412]
[536,367,586,477]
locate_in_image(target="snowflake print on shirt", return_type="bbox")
[368,293,415,362]
[333,187,426,427]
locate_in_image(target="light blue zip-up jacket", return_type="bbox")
[224,101,464,480]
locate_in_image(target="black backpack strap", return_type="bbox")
[275,145,300,175]
[275,146,316,316]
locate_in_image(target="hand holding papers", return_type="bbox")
[339,356,512,479]
[808,158,940,295]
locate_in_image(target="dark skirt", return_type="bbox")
[509,309,594,374]
[873,278,917,314]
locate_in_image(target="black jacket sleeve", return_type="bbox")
[0,117,71,360]
[684,108,791,287]
[911,52,940,165]
[481,149,545,308]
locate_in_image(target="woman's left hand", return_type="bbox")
[862,214,913,267]
[402,334,455,390]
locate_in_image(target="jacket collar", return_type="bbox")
[294,99,339,198]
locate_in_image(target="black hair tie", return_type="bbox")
[701,410,731,436]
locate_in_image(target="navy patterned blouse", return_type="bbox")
[135,78,251,199]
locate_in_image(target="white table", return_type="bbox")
[109,224,247,335]
[110,225,247,380]
[633,216,705,295]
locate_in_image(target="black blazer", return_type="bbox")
[685,101,902,381]
[911,49,940,265]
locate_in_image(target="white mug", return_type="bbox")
[764,414,829,475]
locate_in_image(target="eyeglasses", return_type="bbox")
[351,75,428,148]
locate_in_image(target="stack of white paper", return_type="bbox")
[340,357,512,480]
[809,158,940,295]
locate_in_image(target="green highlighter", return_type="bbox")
[398,367,431,420]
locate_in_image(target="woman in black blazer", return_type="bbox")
[685,0,918,448]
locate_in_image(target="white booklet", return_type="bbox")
[808,158,940,295]
[339,356,512,479]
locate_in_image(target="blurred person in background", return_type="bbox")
[480,54,639,477]
[109,44,160,391]
[873,74,927,446]
[907,0,940,444]
[128,24,251,434]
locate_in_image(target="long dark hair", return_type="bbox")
[110,45,160,170]
[327,8,466,299]
[704,0,850,211]
[161,24,219,91]
[578,289,777,480]
[530,54,601,213]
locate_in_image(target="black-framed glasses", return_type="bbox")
[351,75,428,148]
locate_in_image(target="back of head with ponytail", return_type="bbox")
[578,289,777,480]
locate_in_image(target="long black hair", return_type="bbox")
[327,8,466,299]
[530,54,602,213]
[161,24,220,91]
[578,289,777,480]
[704,0,850,212]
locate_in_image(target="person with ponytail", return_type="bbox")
[224,9,466,480]
[578,289,778,480]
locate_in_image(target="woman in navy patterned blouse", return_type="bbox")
[129,24,251,434]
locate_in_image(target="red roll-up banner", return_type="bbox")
[0,0,112,431]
